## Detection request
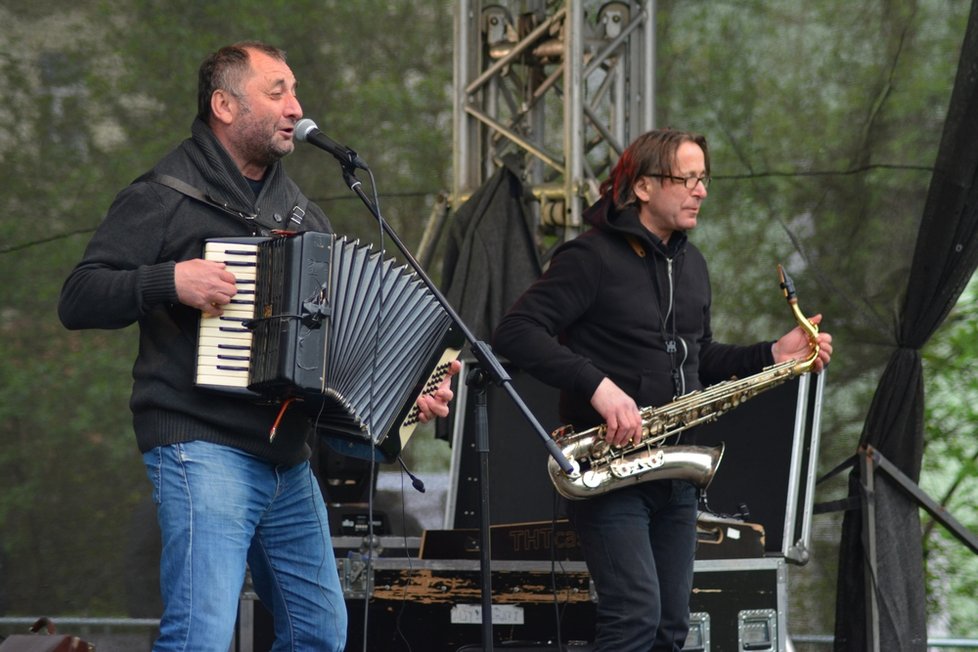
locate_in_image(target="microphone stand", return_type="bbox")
[323,154,574,652]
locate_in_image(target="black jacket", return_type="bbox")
[492,195,774,432]
[441,164,542,342]
[59,119,331,465]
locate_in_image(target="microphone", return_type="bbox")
[397,456,426,494]
[294,118,368,170]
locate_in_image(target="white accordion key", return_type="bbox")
[194,240,260,391]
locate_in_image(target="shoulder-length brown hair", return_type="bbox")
[600,129,710,209]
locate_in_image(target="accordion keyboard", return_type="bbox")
[195,241,260,391]
[193,232,462,462]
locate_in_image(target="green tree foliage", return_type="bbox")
[0,0,454,617]
[920,275,978,638]
[651,0,974,639]
[0,0,974,642]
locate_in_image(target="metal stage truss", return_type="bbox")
[421,0,656,263]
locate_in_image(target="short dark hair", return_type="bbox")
[196,41,288,121]
[601,129,711,209]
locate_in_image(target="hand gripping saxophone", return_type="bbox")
[548,265,821,500]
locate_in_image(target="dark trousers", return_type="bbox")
[567,479,699,652]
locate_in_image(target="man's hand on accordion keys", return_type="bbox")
[414,359,462,423]
[176,258,239,316]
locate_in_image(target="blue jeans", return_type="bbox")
[567,479,699,652]
[143,441,347,652]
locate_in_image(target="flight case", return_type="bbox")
[332,554,788,652]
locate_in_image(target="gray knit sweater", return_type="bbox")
[59,119,331,465]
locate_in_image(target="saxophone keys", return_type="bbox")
[590,439,610,459]
[551,423,576,442]
[582,469,603,488]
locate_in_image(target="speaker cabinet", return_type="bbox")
[694,372,825,560]
[445,360,825,562]
[445,359,563,529]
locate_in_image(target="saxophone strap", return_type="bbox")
[625,234,646,258]
[625,232,682,395]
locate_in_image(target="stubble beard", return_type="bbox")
[233,105,293,168]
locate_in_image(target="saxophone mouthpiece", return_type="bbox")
[777,264,820,371]
[778,264,797,304]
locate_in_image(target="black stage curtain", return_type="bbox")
[834,1,978,648]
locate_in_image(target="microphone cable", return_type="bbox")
[549,486,566,651]
[391,462,419,652]
[360,165,385,652]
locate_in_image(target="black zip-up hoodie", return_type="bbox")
[59,119,332,465]
[492,195,774,432]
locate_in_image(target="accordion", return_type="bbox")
[195,231,462,461]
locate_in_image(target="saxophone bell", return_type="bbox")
[548,439,725,500]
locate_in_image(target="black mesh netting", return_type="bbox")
[833,1,978,648]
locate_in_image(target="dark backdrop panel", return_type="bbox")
[450,363,563,528]
[693,377,806,555]
[449,363,816,557]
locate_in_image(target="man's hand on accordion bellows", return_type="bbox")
[415,359,462,423]
[175,258,239,316]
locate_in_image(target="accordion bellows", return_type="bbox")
[195,232,460,461]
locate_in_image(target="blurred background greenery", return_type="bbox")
[1,0,976,647]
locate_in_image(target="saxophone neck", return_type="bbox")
[778,264,820,374]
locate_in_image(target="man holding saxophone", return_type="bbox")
[492,128,833,652]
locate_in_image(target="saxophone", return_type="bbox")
[548,264,821,500]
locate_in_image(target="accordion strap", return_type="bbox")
[140,172,306,233]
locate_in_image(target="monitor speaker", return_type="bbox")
[447,360,563,529]
[694,373,824,558]
[446,361,824,561]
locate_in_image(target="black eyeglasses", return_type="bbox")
[646,174,711,190]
